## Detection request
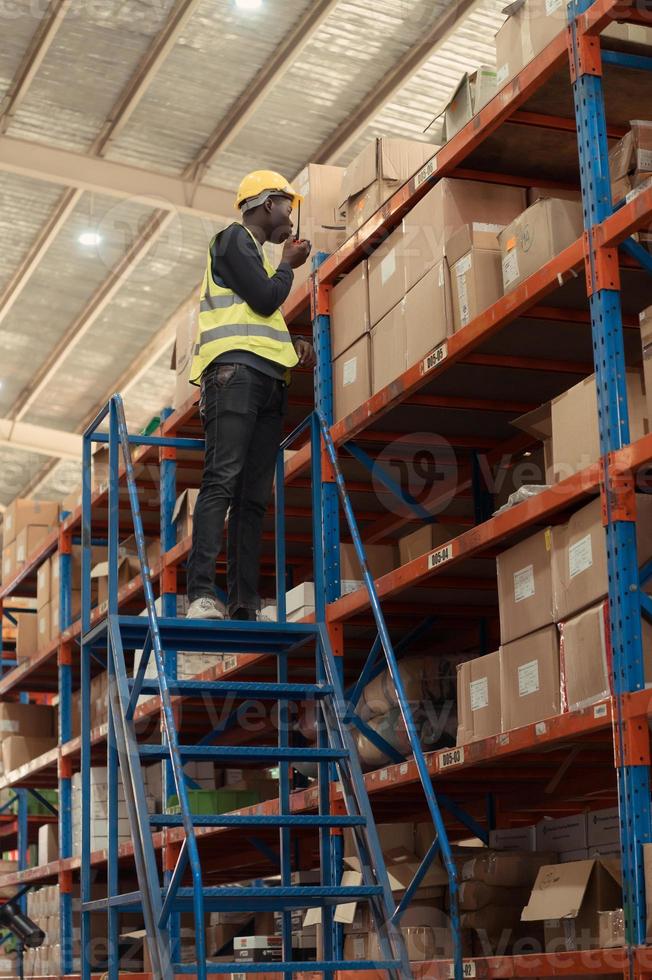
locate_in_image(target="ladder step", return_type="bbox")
[174,885,383,913]
[172,962,402,974]
[149,814,366,828]
[84,615,318,655]
[135,679,333,699]
[139,745,346,762]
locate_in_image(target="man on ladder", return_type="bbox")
[186,170,314,621]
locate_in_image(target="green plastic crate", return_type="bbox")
[166,788,258,815]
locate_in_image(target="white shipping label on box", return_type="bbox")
[0,721,18,733]
[456,254,472,276]
[502,250,519,287]
[514,564,535,602]
[381,251,396,285]
[637,149,652,171]
[545,0,563,13]
[496,63,509,86]
[342,357,357,387]
[470,676,489,711]
[518,659,540,697]
[457,275,470,326]
[569,534,593,578]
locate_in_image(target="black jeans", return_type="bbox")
[187,362,287,616]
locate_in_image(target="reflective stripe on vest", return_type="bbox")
[190,224,297,384]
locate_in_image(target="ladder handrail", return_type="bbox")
[86,395,209,977]
[315,409,463,980]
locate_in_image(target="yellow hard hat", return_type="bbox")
[235,170,303,212]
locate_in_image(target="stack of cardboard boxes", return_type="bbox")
[457,369,651,744]
[71,767,157,855]
[1,499,59,588]
[609,119,652,202]
[0,702,57,777]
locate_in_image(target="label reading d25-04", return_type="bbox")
[422,341,448,375]
[428,543,453,569]
[439,746,464,769]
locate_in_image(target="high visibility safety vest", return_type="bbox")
[189,224,298,384]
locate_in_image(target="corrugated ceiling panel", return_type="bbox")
[0,4,48,106]
[0,192,156,415]
[6,0,178,151]
[24,214,208,431]
[0,445,52,509]
[104,0,315,176]
[203,0,451,188]
[0,172,64,294]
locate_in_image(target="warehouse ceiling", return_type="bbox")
[0,0,504,513]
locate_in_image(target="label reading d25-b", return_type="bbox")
[428,543,453,569]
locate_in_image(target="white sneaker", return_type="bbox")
[186,597,224,620]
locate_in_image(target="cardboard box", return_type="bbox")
[333,335,371,424]
[551,371,648,482]
[599,908,625,948]
[340,138,436,237]
[37,560,51,610]
[641,307,652,422]
[37,603,53,652]
[340,542,397,591]
[170,295,200,411]
[38,824,58,866]
[500,624,560,732]
[609,120,652,182]
[0,703,54,739]
[489,826,537,852]
[448,222,504,331]
[527,186,581,206]
[560,601,611,711]
[172,489,199,544]
[444,67,497,141]
[371,261,453,393]
[587,807,620,848]
[286,582,315,623]
[495,0,568,89]
[560,848,590,863]
[291,164,346,286]
[2,499,59,547]
[522,859,622,951]
[496,527,555,643]
[1,541,16,586]
[330,260,370,359]
[456,650,501,744]
[2,735,57,773]
[91,444,110,494]
[398,522,462,565]
[513,370,648,485]
[537,814,588,853]
[403,179,527,291]
[15,525,50,568]
[553,495,652,621]
[15,612,38,661]
[91,556,141,610]
[500,198,584,292]
[461,849,555,888]
[368,220,411,327]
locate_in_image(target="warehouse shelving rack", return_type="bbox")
[0,0,652,973]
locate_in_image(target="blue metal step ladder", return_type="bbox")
[79,395,419,979]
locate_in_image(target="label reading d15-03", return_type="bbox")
[422,341,448,375]
[439,746,464,769]
[428,542,453,569]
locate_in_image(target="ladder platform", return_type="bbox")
[135,679,333,699]
[139,744,346,762]
[172,961,403,974]
[84,886,384,914]
[149,813,366,828]
[83,615,318,654]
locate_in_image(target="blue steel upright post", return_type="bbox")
[159,405,181,963]
[57,524,73,975]
[569,1,652,950]
[80,420,95,980]
[311,252,343,966]
[107,400,121,979]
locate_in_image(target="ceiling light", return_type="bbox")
[522,450,532,457]
[236,0,262,9]
[79,231,102,247]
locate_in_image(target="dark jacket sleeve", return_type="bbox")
[211,224,294,317]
